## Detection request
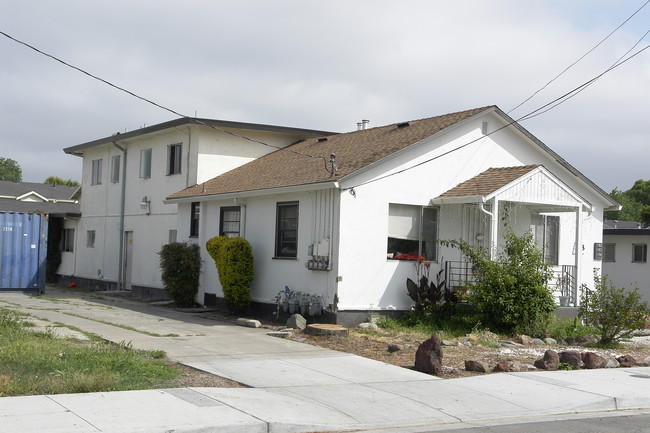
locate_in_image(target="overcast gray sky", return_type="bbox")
[1,0,648,192]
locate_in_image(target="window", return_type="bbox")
[275,202,298,258]
[387,204,438,261]
[91,159,102,185]
[603,243,616,262]
[632,244,647,263]
[111,155,120,183]
[140,149,152,179]
[168,230,177,244]
[86,230,96,248]
[167,143,182,175]
[532,214,559,265]
[61,228,75,252]
[189,202,200,238]
[220,206,241,238]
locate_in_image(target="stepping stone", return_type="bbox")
[303,324,348,336]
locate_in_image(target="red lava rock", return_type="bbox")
[464,360,489,373]
[492,360,511,372]
[616,355,637,368]
[414,334,443,376]
[559,351,583,370]
[582,352,607,369]
[534,349,559,371]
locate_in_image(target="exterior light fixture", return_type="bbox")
[140,196,151,215]
[475,233,484,242]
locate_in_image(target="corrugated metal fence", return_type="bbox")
[0,212,47,292]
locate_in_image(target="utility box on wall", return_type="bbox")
[0,212,48,292]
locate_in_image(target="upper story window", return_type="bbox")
[140,149,152,179]
[86,230,96,248]
[167,143,182,175]
[91,159,102,185]
[603,243,616,262]
[189,202,200,238]
[387,204,438,261]
[220,206,241,238]
[111,155,121,183]
[275,201,298,258]
[632,244,647,263]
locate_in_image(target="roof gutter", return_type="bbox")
[164,181,340,204]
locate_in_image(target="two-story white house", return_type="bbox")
[60,118,332,297]
[166,106,620,324]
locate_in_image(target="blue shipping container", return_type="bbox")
[0,212,47,292]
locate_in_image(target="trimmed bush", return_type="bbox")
[159,242,201,307]
[206,236,255,314]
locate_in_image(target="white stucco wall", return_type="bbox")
[602,233,650,304]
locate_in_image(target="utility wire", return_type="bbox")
[345,42,650,193]
[0,29,331,171]
[508,0,650,115]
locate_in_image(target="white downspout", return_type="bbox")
[479,199,498,259]
[112,141,127,290]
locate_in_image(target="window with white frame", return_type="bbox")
[61,228,75,252]
[168,229,177,244]
[220,206,241,237]
[167,143,182,175]
[387,204,438,261]
[86,230,96,248]
[632,244,647,263]
[603,243,616,262]
[91,159,102,185]
[111,155,120,183]
[275,201,298,258]
[140,149,152,179]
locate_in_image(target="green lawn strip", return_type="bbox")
[0,308,179,397]
[61,312,180,337]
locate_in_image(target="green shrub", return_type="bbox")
[545,317,598,341]
[579,271,649,345]
[158,242,201,307]
[206,236,255,314]
[443,228,556,335]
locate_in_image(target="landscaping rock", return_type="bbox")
[267,331,292,339]
[236,318,261,328]
[493,360,510,372]
[414,334,443,376]
[462,341,472,347]
[303,324,348,336]
[358,322,379,332]
[544,337,557,345]
[534,349,559,370]
[465,360,489,373]
[286,314,307,330]
[508,361,523,372]
[559,351,583,370]
[531,338,546,345]
[516,335,533,345]
[387,344,404,353]
[442,340,460,346]
[604,356,620,368]
[617,355,637,367]
[574,335,598,345]
[582,352,607,369]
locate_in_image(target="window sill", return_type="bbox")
[272,256,298,260]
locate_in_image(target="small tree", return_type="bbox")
[206,236,254,314]
[0,157,22,182]
[579,271,648,345]
[443,229,556,335]
[43,176,80,187]
[159,242,201,307]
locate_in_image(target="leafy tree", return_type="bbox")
[442,228,556,335]
[626,179,650,206]
[605,180,650,225]
[43,176,80,187]
[579,271,648,346]
[0,158,22,182]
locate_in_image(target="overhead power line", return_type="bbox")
[508,0,650,115]
[0,30,331,171]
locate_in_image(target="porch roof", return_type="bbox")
[431,165,592,211]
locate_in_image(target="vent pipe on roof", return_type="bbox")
[362,119,369,129]
[357,122,363,131]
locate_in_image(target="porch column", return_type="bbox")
[574,206,582,305]
[490,198,499,259]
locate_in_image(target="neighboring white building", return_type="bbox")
[166,106,620,324]
[602,220,650,304]
[60,118,332,297]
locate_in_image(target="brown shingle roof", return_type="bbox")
[168,106,493,199]
[436,165,540,199]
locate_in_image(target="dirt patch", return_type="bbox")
[165,361,246,388]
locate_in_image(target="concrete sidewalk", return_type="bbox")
[1,288,650,433]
